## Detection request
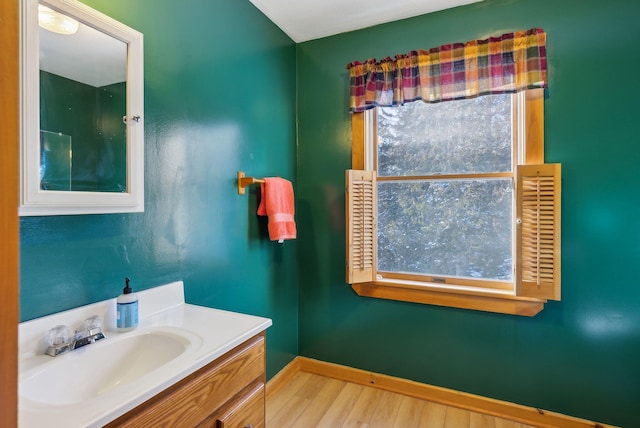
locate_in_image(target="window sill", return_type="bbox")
[351,281,546,316]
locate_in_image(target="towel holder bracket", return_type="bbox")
[237,171,265,195]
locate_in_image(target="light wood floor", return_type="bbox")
[266,371,537,428]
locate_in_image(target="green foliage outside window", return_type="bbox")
[376,95,514,281]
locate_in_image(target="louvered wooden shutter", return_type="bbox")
[516,164,561,300]
[346,170,376,284]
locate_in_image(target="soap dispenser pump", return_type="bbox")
[116,277,138,331]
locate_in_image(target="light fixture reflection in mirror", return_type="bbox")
[38,5,78,35]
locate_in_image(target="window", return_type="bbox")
[376,94,514,289]
[347,89,561,316]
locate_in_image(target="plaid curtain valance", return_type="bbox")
[347,28,547,113]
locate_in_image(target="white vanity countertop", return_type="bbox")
[18,281,272,428]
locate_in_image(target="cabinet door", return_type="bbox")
[217,383,265,428]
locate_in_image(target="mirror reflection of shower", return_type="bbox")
[40,130,72,191]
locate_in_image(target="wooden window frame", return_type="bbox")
[348,89,560,316]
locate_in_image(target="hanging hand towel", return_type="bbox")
[257,177,297,243]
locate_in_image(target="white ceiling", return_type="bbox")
[248,0,485,42]
[40,20,127,88]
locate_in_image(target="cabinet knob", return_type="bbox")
[244,424,254,428]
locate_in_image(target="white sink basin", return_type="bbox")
[20,327,201,406]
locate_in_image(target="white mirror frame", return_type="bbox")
[20,0,144,216]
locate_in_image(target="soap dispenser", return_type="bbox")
[116,277,138,331]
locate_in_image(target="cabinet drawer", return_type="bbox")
[106,334,265,427]
[216,383,265,428]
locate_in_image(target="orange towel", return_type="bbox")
[257,177,297,243]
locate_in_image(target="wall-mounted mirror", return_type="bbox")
[20,0,144,215]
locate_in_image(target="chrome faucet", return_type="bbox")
[45,316,106,357]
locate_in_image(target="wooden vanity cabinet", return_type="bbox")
[106,333,266,428]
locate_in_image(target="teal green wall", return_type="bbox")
[20,0,298,378]
[296,0,640,426]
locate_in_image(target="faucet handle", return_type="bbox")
[83,315,102,332]
[47,325,70,346]
[45,325,71,356]
[72,315,106,350]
